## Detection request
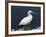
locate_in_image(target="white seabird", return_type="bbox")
[19,10,33,26]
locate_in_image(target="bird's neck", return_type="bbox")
[28,15,32,16]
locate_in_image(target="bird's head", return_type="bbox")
[27,10,34,16]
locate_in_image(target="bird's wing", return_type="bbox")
[19,16,32,25]
[19,17,27,25]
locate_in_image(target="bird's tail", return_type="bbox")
[19,23,21,26]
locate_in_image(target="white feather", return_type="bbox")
[19,10,33,26]
[19,15,33,25]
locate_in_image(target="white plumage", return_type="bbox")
[19,10,33,26]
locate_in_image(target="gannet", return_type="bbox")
[18,10,33,30]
